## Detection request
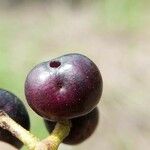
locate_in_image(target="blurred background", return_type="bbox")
[0,0,150,150]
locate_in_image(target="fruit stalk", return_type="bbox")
[35,120,71,150]
[0,111,71,150]
[0,111,39,150]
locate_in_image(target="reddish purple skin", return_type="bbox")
[0,89,30,149]
[25,53,103,121]
[44,108,99,145]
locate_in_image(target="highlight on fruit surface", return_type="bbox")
[25,53,103,121]
[44,107,99,145]
[0,89,30,149]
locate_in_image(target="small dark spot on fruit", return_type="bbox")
[49,61,61,68]
[57,81,63,89]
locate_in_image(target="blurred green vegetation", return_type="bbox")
[0,27,48,149]
[97,0,142,30]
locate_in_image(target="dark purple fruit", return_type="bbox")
[25,53,102,121]
[44,107,99,145]
[0,89,30,149]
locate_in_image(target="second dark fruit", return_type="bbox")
[0,89,30,149]
[44,108,99,145]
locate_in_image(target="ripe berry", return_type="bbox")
[0,89,30,149]
[44,107,99,144]
[25,53,103,121]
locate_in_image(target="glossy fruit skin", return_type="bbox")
[0,89,30,149]
[44,107,99,145]
[25,53,103,121]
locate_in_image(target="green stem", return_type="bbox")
[35,120,71,150]
[0,111,71,150]
[0,111,39,150]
